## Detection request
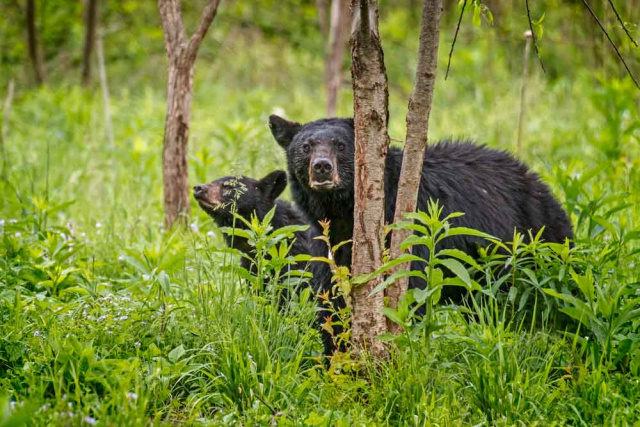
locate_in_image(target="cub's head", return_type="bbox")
[193,170,288,228]
[269,115,354,193]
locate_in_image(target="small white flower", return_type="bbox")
[630,262,636,268]
[98,315,107,322]
[127,392,138,400]
[134,341,141,347]
[68,402,73,408]
[10,401,16,410]
[118,256,124,262]
[107,330,113,335]
[81,232,86,238]
[83,416,97,425]
[95,222,102,228]
[119,315,128,321]
[207,230,216,238]
[61,233,67,240]
[9,219,17,224]
[34,330,40,337]
[190,223,198,232]
[14,232,21,237]
[0,220,4,226]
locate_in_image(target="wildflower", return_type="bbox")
[95,222,102,228]
[10,401,16,410]
[83,416,97,425]
[118,256,124,262]
[81,232,86,238]
[14,232,21,237]
[107,330,113,335]
[9,219,17,224]
[207,230,216,238]
[630,262,636,268]
[61,233,67,240]
[190,223,198,232]
[134,341,141,347]
[98,315,107,322]
[119,315,128,321]
[127,392,138,400]
[0,219,4,226]
[34,330,40,337]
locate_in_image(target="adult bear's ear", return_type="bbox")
[258,170,288,202]
[269,115,301,150]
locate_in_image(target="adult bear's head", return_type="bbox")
[269,115,355,193]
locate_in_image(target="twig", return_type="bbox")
[581,0,640,91]
[525,0,546,73]
[445,0,467,80]
[606,0,638,47]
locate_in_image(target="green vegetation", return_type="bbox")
[1,0,639,424]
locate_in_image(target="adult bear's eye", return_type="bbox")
[302,143,311,154]
[337,142,346,151]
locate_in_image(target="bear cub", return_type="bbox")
[193,170,340,356]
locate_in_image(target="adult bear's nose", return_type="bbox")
[193,185,206,197]
[313,158,333,175]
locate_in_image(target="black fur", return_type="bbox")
[269,115,574,302]
[193,171,341,356]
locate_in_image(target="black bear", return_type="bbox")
[193,170,341,356]
[268,115,574,302]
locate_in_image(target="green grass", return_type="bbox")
[1,24,640,425]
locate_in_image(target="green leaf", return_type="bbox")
[437,258,472,289]
[438,248,482,270]
[168,345,186,362]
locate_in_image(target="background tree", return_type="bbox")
[349,0,390,355]
[325,0,350,116]
[81,0,98,86]
[158,0,221,228]
[26,0,45,85]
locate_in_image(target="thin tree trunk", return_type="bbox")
[96,31,114,151]
[158,0,220,229]
[26,0,45,85]
[516,31,532,157]
[1,80,15,177]
[349,0,389,356]
[325,0,350,116]
[387,0,442,324]
[82,0,98,86]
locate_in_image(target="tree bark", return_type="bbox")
[26,0,45,85]
[158,0,220,229]
[387,0,442,325]
[82,0,98,86]
[349,0,389,356]
[325,0,350,116]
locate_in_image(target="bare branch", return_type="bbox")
[158,0,187,60]
[606,0,638,47]
[445,0,467,80]
[525,0,546,73]
[186,0,221,62]
[581,0,640,90]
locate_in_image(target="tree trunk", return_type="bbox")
[316,0,330,38]
[82,0,98,86]
[158,0,221,229]
[26,0,45,85]
[349,0,389,356]
[387,0,442,324]
[162,59,194,228]
[325,0,350,116]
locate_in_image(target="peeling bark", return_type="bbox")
[349,0,389,356]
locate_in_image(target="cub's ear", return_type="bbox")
[258,170,288,202]
[269,115,301,150]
